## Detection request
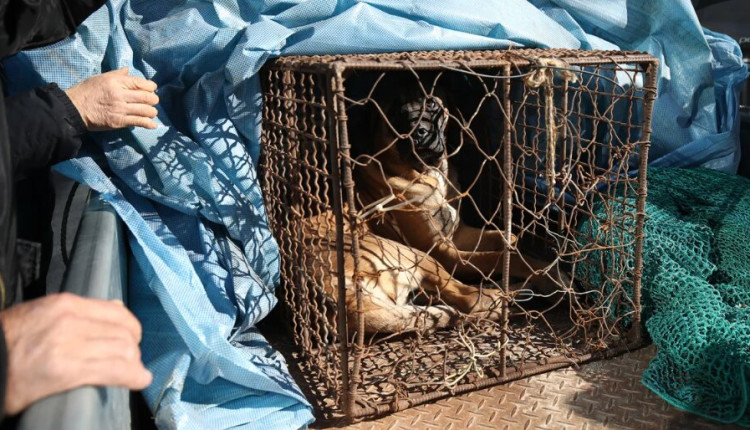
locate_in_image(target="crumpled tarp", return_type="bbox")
[3,1,746,429]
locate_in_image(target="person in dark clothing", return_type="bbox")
[0,0,159,418]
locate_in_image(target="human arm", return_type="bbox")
[5,83,87,181]
[6,68,159,181]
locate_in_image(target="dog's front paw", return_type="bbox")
[387,175,438,194]
[386,176,443,210]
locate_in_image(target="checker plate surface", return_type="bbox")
[318,346,743,430]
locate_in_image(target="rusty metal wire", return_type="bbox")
[259,49,658,421]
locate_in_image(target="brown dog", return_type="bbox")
[299,81,565,335]
[300,210,504,334]
[355,83,565,292]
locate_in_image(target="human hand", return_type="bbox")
[65,67,159,131]
[0,293,152,415]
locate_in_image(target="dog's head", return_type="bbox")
[387,89,449,169]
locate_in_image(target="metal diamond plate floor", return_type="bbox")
[317,346,743,430]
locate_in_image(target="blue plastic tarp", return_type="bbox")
[3,1,746,429]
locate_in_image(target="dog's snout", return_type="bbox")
[393,94,447,166]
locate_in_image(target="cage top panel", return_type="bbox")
[266,48,657,72]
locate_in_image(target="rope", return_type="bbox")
[357,193,424,221]
[444,327,506,389]
[523,58,578,201]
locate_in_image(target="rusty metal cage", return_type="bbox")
[259,49,658,421]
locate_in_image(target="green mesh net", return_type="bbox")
[578,167,750,426]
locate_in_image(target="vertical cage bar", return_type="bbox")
[326,69,352,416]
[630,60,658,344]
[500,64,513,377]
[558,79,570,236]
[332,65,365,419]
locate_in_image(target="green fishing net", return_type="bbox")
[578,167,750,426]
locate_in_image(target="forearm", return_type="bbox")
[6,84,87,181]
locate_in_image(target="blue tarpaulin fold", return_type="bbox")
[4,1,746,429]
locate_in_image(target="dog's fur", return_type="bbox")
[300,80,564,334]
[356,84,565,290]
[301,210,503,334]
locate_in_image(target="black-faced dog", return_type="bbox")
[301,78,565,335]
[355,81,566,292]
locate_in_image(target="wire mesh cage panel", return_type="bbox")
[259,49,658,420]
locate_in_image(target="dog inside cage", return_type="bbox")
[339,69,572,332]
[260,50,655,419]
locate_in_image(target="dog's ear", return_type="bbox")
[431,73,457,114]
[346,71,409,156]
[429,75,461,155]
[369,73,412,135]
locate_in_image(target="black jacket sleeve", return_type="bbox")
[5,83,86,181]
[0,1,103,419]
[0,0,107,58]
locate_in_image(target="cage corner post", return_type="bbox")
[499,63,515,377]
[630,58,658,347]
[329,64,364,420]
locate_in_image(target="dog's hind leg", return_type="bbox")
[353,293,458,334]
[354,234,504,333]
[347,233,464,334]
[411,253,504,320]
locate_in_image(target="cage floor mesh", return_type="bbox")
[295,344,742,430]
[261,306,635,421]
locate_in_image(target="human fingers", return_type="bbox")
[1,304,149,413]
[38,351,153,396]
[117,115,158,129]
[0,294,134,344]
[68,337,143,362]
[124,103,158,119]
[123,90,159,105]
[121,75,157,92]
[59,315,143,344]
[51,294,143,342]
[111,67,129,76]
[79,357,153,390]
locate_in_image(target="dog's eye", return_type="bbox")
[415,126,429,139]
[426,99,437,110]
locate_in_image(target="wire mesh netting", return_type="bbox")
[259,49,658,420]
